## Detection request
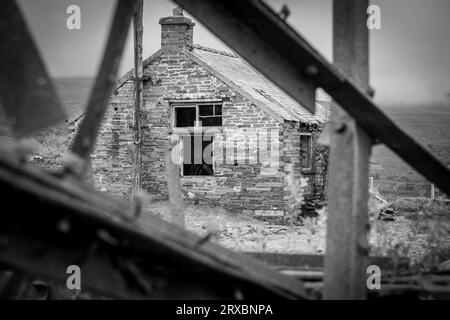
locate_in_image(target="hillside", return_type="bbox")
[371,103,450,199]
[1,77,449,199]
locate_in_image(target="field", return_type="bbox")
[2,77,449,197]
[1,77,449,271]
[370,103,450,200]
[140,199,450,271]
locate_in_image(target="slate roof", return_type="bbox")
[187,44,331,124]
[67,45,331,125]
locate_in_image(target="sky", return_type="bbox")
[16,0,450,106]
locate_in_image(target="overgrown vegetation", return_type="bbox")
[370,197,450,273]
[2,129,448,272]
[0,130,71,171]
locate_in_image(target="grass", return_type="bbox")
[1,107,448,271]
[389,197,448,219]
[370,197,450,272]
[0,128,71,171]
[139,200,326,254]
[135,193,450,274]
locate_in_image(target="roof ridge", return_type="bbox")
[192,44,237,58]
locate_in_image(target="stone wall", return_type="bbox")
[91,81,135,198]
[282,121,327,198]
[92,50,290,216]
[91,48,328,218]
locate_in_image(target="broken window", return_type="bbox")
[300,134,312,170]
[173,103,222,128]
[180,133,214,176]
[174,106,196,127]
[172,103,221,176]
[199,104,222,127]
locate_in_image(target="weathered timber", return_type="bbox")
[166,136,185,228]
[244,252,405,272]
[174,0,450,198]
[173,1,316,113]
[131,0,144,198]
[0,0,65,137]
[0,154,307,299]
[69,0,137,175]
[324,0,372,300]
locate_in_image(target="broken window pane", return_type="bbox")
[175,107,196,127]
[198,104,222,127]
[199,116,222,127]
[182,134,214,176]
[199,105,214,116]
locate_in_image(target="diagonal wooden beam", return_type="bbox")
[175,0,317,113]
[174,0,450,197]
[0,154,308,299]
[0,0,65,137]
[69,0,137,175]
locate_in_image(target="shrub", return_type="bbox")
[390,197,448,220]
[370,196,450,273]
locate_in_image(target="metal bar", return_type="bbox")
[69,0,137,175]
[0,0,65,137]
[324,0,372,300]
[174,0,450,197]
[131,0,144,197]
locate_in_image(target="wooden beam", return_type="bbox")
[324,0,372,300]
[131,0,144,197]
[174,0,450,198]
[0,154,307,299]
[244,252,405,271]
[174,0,316,113]
[68,0,137,176]
[0,0,65,137]
[166,136,185,227]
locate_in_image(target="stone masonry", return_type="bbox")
[90,9,329,219]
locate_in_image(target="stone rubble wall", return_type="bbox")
[91,50,326,218]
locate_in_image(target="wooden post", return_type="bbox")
[431,183,436,200]
[131,0,143,198]
[69,0,137,175]
[369,176,374,191]
[177,0,450,198]
[324,0,373,300]
[166,134,185,228]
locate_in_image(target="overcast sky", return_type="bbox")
[17,0,450,106]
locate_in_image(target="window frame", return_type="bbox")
[300,133,313,171]
[177,133,215,177]
[172,103,223,130]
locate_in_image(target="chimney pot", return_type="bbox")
[173,6,184,16]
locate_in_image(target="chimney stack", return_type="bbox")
[159,7,195,51]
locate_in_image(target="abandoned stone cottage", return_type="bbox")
[89,9,330,219]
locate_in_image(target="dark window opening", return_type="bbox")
[199,104,222,127]
[174,107,196,127]
[173,103,222,128]
[300,134,312,170]
[182,134,214,176]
